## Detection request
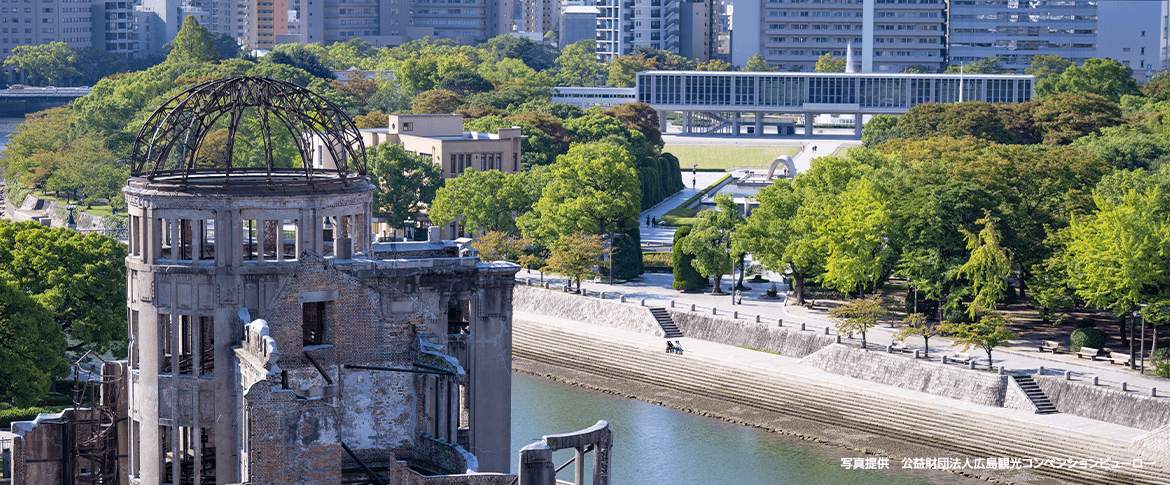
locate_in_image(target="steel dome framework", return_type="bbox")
[129,76,367,184]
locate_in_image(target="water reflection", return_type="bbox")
[511,373,938,485]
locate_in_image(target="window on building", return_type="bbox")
[303,301,326,346]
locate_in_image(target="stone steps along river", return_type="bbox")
[512,318,1166,485]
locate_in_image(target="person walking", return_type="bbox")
[646,215,651,227]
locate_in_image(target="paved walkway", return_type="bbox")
[515,269,1170,395]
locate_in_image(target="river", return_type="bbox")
[511,372,979,485]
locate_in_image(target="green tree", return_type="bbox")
[1036,58,1140,102]
[743,54,772,72]
[266,43,335,80]
[696,59,735,71]
[672,225,706,290]
[210,32,243,59]
[861,114,904,148]
[0,279,68,407]
[367,144,443,227]
[1030,92,1122,145]
[1025,54,1073,80]
[942,312,1018,366]
[816,178,889,295]
[814,53,846,73]
[429,168,544,235]
[0,220,127,355]
[1065,186,1170,317]
[438,71,495,96]
[3,42,80,86]
[830,297,889,347]
[166,16,218,64]
[554,40,605,87]
[901,65,935,74]
[897,102,1013,143]
[896,313,941,355]
[412,89,464,114]
[522,143,641,243]
[957,213,1012,318]
[470,231,528,262]
[739,179,820,304]
[545,232,609,291]
[681,193,742,294]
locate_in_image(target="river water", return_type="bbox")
[511,373,971,485]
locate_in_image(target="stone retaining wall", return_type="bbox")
[666,309,834,358]
[1135,423,1170,462]
[1035,376,1170,431]
[800,344,1010,407]
[513,285,662,337]
[1003,378,1040,413]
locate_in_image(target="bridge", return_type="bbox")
[0,86,92,116]
[553,71,1035,137]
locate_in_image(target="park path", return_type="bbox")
[515,269,1170,394]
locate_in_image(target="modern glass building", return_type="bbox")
[634,70,1034,135]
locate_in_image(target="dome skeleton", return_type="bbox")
[129,76,368,185]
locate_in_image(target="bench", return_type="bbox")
[949,352,972,364]
[1038,340,1062,353]
[890,340,909,353]
[1108,352,1133,366]
[1076,347,1101,360]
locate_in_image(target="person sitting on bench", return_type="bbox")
[666,341,675,354]
[673,340,684,354]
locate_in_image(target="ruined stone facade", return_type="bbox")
[118,176,518,484]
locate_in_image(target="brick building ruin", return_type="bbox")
[8,77,524,485]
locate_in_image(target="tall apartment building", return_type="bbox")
[522,0,557,36]
[733,0,945,73]
[1,0,94,82]
[271,0,512,50]
[951,0,1168,81]
[594,0,682,61]
[679,0,709,61]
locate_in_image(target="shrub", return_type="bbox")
[0,406,69,428]
[1069,327,1107,352]
[1150,347,1170,363]
[1155,361,1170,378]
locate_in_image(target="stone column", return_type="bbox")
[518,442,555,485]
[755,111,763,137]
[855,113,864,138]
[804,113,814,136]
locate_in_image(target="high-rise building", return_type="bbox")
[1097,0,1170,81]
[733,0,945,73]
[679,0,710,62]
[948,0,1097,73]
[272,0,513,50]
[594,0,683,61]
[522,0,558,37]
[1,0,94,82]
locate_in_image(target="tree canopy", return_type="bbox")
[166,16,219,64]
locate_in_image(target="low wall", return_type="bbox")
[513,285,662,337]
[800,344,1009,407]
[1135,423,1170,462]
[1035,376,1170,431]
[11,194,104,230]
[667,309,833,358]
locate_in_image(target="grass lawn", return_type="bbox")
[831,146,853,157]
[665,146,799,170]
[34,191,115,218]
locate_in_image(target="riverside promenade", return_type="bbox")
[510,281,1170,485]
[516,269,1170,396]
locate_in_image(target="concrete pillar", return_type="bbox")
[804,113,814,136]
[731,111,739,136]
[518,443,555,485]
[755,112,763,137]
[657,110,668,133]
[574,447,586,485]
[682,111,690,134]
[854,113,863,138]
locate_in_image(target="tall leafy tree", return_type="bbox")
[522,143,641,243]
[367,144,443,228]
[545,232,609,291]
[1025,54,1073,80]
[957,213,1012,318]
[3,42,80,85]
[0,279,68,407]
[1036,58,1140,102]
[266,43,335,80]
[166,16,218,64]
[554,40,605,87]
[816,178,890,295]
[830,297,889,347]
[0,220,127,355]
[428,168,545,235]
[739,179,820,304]
[681,193,742,294]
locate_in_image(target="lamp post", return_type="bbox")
[1131,309,1140,371]
[1138,303,1149,374]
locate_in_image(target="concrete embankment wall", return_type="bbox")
[1035,376,1170,431]
[799,344,1010,408]
[512,318,1167,485]
[666,309,834,358]
[513,285,662,337]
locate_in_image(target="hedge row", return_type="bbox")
[660,174,733,227]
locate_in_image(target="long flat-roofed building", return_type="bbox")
[633,70,1035,136]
